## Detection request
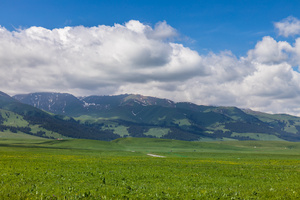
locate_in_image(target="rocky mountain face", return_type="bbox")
[14,93,85,116]
[13,93,176,116]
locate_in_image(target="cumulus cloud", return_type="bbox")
[151,21,178,40]
[247,36,292,64]
[274,16,300,37]
[0,21,206,94]
[2,19,300,115]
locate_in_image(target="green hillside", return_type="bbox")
[9,91,300,142]
[0,92,119,140]
[75,101,300,141]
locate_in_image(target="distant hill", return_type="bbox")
[14,92,85,116]
[12,92,300,142]
[0,91,119,140]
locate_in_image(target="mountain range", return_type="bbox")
[1,91,300,141]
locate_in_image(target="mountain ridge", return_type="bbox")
[6,91,300,142]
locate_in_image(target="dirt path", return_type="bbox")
[147,153,166,158]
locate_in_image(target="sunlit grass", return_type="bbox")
[0,138,299,199]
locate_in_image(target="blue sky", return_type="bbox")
[2,0,300,115]
[1,0,300,55]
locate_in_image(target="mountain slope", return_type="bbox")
[1,91,119,140]
[13,92,300,142]
[14,92,86,116]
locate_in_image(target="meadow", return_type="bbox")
[0,138,299,199]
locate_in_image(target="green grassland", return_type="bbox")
[144,127,170,138]
[0,138,299,199]
[0,109,29,127]
[0,109,69,139]
[0,130,44,140]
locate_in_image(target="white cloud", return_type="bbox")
[151,21,178,40]
[247,36,292,64]
[0,21,207,94]
[2,19,300,115]
[274,16,300,37]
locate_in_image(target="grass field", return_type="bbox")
[0,138,299,199]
